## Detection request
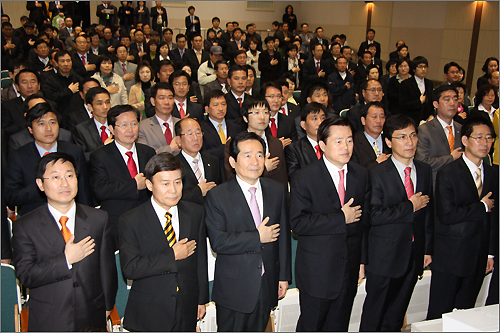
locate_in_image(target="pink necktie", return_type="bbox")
[122,63,126,74]
[270,118,277,137]
[404,167,414,199]
[125,151,138,178]
[178,103,186,118]
[249,187,265,276]
[164,122,172,144]
[338,169,345,206]
[193,159,204,183]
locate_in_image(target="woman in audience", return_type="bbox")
[470,83,498,121]
[396,44,409,61]
[453,82,468,124]
[92,54,128,107]
[129,61,155,118]
[380,59,398,93]
[477,57,499,89]
[283,43,301,89]
[387,58,412,115]
[246,37,261,77]
[151,41,170,74]
[244,64,257,95]
[142,39,158,67]
[204,29,217,52]
[282,5,297,33]
[282,72,299,105]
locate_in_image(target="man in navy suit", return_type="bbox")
[185,6,200,49]
[357,29,381,59]
[328,56,356,112]
[169,34,188,68]
[169,70,204,122]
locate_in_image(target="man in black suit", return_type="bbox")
[169,70,204,122]
[328,56,356,112]
[200,90,242,178]
[96,1,118,28]
[278,79,300,118]
[290,117,370,331]
[359,115,433,332]
[399,56,435,125]
[99,27,119,55]
[5,103,93,216]
[351,101,391,169]
[64,78,100,132]
[174,118,221,205]
[185,6,201,49]
[184,34,210,83]
[346,79,385,133]
[225,65,248,124]
[302,42,330,89]
[119,152,208,331]
[426,116,498,319]
[57,17,74,43]
[71,34,98,79]
[202,59,229,96]
[89,105,156,247]
[29,38,52,74]
[227,27,249,59]
[357,29,381,59]
[206,131,291,331]
[285,102,326,180]
[169,34,188,68]
[129,29,147,62]
[89,31,107,56]
[366,44,383,69]
[355,51,374,86]
[263,81,298,148]
[1,22,24,71]
[342,46,357,77]
[26,1,49,32]
[73,87,111,161]
[12,152,117,331]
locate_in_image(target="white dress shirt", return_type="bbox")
[322,156,348,195]
[436,115,455,142]
[115,141,139,168]
[236,175,263,220]
[94,119,110,137]
[415,76,426,95]
[151,196,180,242]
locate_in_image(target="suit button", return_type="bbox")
[73,282,79,288]
[166,270,170,274]
[258,265,261,269]
[261,246,264,250]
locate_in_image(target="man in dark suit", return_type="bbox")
[26,1,49,31]
[328,56,356,112]
[399,56,435,125]
[89,105,156,247]
[185,6,201,49]
[426,116,498,320]
[169,70,204,122]
[351,102,391,169]
[415,84,463,187]
[285,102,326,180]
[346,79,385,133]
[169,34,188,68]
[302,42,330,89]
[57,17,74,42]
[174,118,221,205]
[119,152,208,332]
[64,78,100,132]
[184,34,210,83]
[354,51,374,86]
[225,65,248,124]
[202,59,229,97]
[150,2,168,37]
[11,152,117,332]
[5,103,93,216]
[71,34,99,79]
[89,31,107,56]
[227,28,249,59]
[29,38,52,74]
[1,22,24,71]
[357,29,381,59]
[96,1,118,28]
[200,90,242,179]
[99,27,119,55]
[341,46,357,77]
[73,87,111,161]
[290,117,370,331]
[206,131,291,331]
[278,79,300,118]
[359,115,433,331]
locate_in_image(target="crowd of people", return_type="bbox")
[1,1,499,332]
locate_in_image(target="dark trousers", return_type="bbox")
[216,275,271,332]
[427,257,487,320]
[359,259,418,331]
[296,262,357,332]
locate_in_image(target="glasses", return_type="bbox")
[392,133,417,141]
[43,174,76,182]
[115,122,139,129]
[416,65,428,69]
[248,111,270,116]
[365,88,383,93]
[174,81,189,87]
[180,131,203,138]
[469,136,494,143]
[265,95,282,99]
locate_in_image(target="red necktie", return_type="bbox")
[315,145,322,159]
[122,63,127,74]
[338,169,345,206]
[81,55,86,65]
[178,103,186,118]
[43,152,51,156]
[404,167,414,199]
[125,151,138,178]
[270,118,277,137]
[164,122,172,144]
[237,97,242,108]
[280,107,286,115]
[139,44,143,53]
[100,126,108,144]
[316,62,320,73]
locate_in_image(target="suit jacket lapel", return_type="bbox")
[302,138,317,164]
[39,205,67,251]
[345,163,358,201]
[109,142,131,176]
[457,157,484,199]
[387,159,407,197]
[136,144,149,172]
[74,204,90,243]
[143,200,171,249]
[318,159,342,208]
[201,153,215,181]
[431,119,451,152]
[177,202,192,239]
[87,119,102,147]
[150,117,167,144]
[359,134,377,160]
[228,178,257,230]
[415,161,426,194]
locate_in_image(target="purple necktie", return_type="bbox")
[249,187,264,275]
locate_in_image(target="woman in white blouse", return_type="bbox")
[91,54,128,107]
[246,37,261,77]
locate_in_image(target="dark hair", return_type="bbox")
[315,26,323,33]
[85,87,110,105]
[331,34,340,43]
[396,57,410,69]
[158,59,175,72]
[411,56,428,70]
[260,81,282,98]
[444,61,460,74]
[301,102,326,121]
[14,68,40,86]
[34,38,49,49]
[115,44,128,54]
[168,70,192,87]
[229,131,266,162]
[301,23,308,28]
[330,41,341,49]
[317,116,353,144]
[23,94,46,114]
[228,65,247,79]
[339,34,346,39]
[107,104,140,128]
[244,64,256,78]
[361,50,372,59]
[26,102,61,129]
[226,22,233,28]
[264,36,274,44]
[35,152,78,181]
[188,5,195,11]
[241,95,270,119]
[151,82,175,99]
[54,49,71,62]
[482,57,499,73]
[163,27,173,35]
[383,114,417,141]
[361,78,381,91]
[175,33,186,42]
[214,60,228,71]
[144,152,184,181]
[396,44,408,53]
[280,71,295,83]
[233,49,246,59]
[96,54,114,70]
[135,61,154,82]
[233,27,242,35]
[120,34,131,41]
[385,59,398,72]
[433,84,458,102]
[232,21,239,26]
[204,89,226,107]
[460,116,496,147]
[361,101,385,118]
[147,39,159,48]
[365,64,380,79]
[286,43,298,55]
[475,83,496,105]
[8,59,28,73]
[272,21,279,27]
[285,5,293,13]
[212,17,220,23]
[80,77,100,93]
[341,46,352,54]
[23,22,36,29]
[246,23,255,30]
[367,28,375,34]
[305,81,328,98]
[1,22,12,28]
[450,81,466,93]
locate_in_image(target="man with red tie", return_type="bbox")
[12,152,117,331]
[359,115,433,331]
[169,70,204,122]
[138,82,181,154]
[225,65,248,124]
[290,117,370,331]
[89,105,156,248]
[284,102,326,180]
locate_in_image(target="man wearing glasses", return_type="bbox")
[346,78,385,133]
[360,115,433,331]
[169,70,204,122]
[89,104,156,248]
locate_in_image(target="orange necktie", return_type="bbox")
[59,216,71,243]
[446,126,454,152]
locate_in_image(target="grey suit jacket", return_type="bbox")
[9,128,72,153]
[113,61,137,94]
[137,115,180,154]
[415,118,462,186]
[1,84,18,102]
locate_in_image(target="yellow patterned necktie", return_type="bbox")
[218,124,226,144]
[475,168,483,197]
[164,211,176,247]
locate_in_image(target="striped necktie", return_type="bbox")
[164,211,176,247]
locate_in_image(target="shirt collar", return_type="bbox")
[436,115,454,128]
[208,116,226,130]
[150,196,178,229]
[181,150,201,165]
[306,135,318,148]
[47,201,76,230]
[235,174,261,190]
[35,141,57,157]
[322,155,348,175]
[114,140,136,156]
[462,152,483,173]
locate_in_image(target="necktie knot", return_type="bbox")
[270,118,277,137]
[100,125,108,143]
[280,107,286,115]
[59,216,68,227]
[126,151,138,178]
[43,152,51,156]
[193,158,199,164]
[404,167,414,199]
[59,216,71,243]
[126,151,133,159]
[249,186,257,196]
[218,124,226,144]
[270,118,276,124]
[237,97,242,107]
[178,103,186,118]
